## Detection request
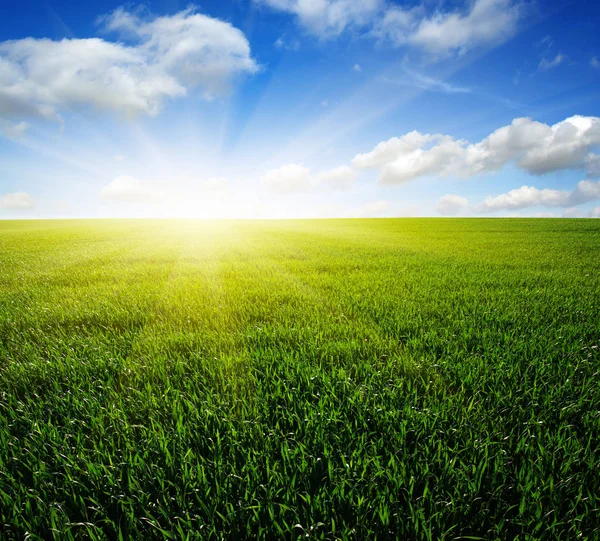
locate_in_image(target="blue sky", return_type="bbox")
[1,0,600,218]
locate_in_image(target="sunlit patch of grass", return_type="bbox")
[0,218,599,539]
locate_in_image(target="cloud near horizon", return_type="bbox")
[352,115,600,184]
[0,191,35,209]
[435,194,469,216]
[101,175,162,202]
[262,163,357,193]
[436,179,600,215]
[0,8,258,123]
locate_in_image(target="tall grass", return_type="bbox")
[0,218,598,539]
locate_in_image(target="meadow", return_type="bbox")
[0,218,598,540]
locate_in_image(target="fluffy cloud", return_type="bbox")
[360,199,390,217]
[255,0,384,38]
[435,194,468,216]
[101,175,160,202]
[562,207,600,218]
[585,153,600,176]
[352,131,444,169]
[379,0,522,56]
[0,191,35,209]
[353,116,600,184]
[438,179,600,215]
[262,164,312,193]
[258,0,522,56]
[0,8,258,122]
[262,163,357,193]
[474,180,600,212]
[315,165,357,189]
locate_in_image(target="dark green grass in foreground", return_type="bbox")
[0,218,599,540]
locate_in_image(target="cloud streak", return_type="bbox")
[101,175,162,202]
[262,163,358,193]
[538,53,566,71]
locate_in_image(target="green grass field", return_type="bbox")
[1,218,599,540]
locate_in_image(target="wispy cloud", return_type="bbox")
[274,36,300,51]
[101,175,162,202]
[538,53,566,71]
[0,120,28,140]
[0,192,35,209]
[262,163,357,193]
[381,68,470,95]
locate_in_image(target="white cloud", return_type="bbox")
[274,37,300,51]
[0,191,35,209]
[377,0,523,56]
[473,180,600,212]
[262,164,312,193]
[256,0,385,38]
[262,163,358,193]
[404,68,471,94]
[258,0,523,56]
[352,131,444,169]
[0,8,258,123]
[380,69,471,95]
[435,194,468,215]
[353,63,362,72]
[591,57,600,69]
[585,154,600,176]
[538,53,566,71]
[361,199,389,217]
[396,205,420,217]
[202,176,229,192]
[101,175,161,202]
[591,206,600,218]
[0,120,27,139]
[352,115,600,184]
[537,35,553,50]
[562,207,585,218]
[315,165,357,189]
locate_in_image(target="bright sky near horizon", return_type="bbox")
[1,0,600,219]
